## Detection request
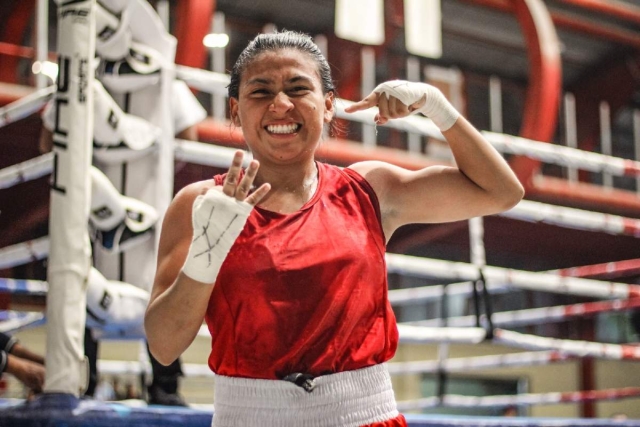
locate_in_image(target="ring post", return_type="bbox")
[44,0,95,396]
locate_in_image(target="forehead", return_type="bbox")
[240,49,321,85]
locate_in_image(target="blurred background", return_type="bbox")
[1,0,640,419]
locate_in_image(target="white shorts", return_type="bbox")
[212,364,399,427]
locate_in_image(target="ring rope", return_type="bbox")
[386,254,640,299]
[4,147,640,238]
[0,85,54,129]
[397,327,640,361]
[0,278,48,295]
[492,329,640,360]
[0,152,53,190]
[95,351,574,379]
[0,237,49,270]
[3,239,639,300]
[0,311,45,334]
[554,258,640,280]
[406,298,640,328]
[2,70,640,179]
[175,65,640,178]
[387,351,574,375]
[396,387,640,410]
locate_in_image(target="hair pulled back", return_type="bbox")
[228,30,335,103]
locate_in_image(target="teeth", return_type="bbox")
[266,124,299,134]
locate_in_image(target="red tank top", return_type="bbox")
[206,162,398,379]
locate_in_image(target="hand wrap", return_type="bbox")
[181,189,253,285]
[374,80,460,131]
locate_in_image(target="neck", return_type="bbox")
[255,159,317,191]
[253,159,319,212]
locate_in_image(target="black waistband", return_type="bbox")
[282,373,316,393]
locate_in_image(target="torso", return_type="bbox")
[204,162,399,379]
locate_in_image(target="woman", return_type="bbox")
[145,31,523,426]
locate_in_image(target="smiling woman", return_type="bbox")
[144,30,523,427]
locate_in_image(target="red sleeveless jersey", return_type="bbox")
[206,162,399,379]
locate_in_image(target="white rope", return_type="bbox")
[0,311,46,334]
[3,67,640,180]
[4,149,640,239]
[0,237,49,270]
[97,350,569,378]
[171,65,640,178]
[405,298,640,329]
[174,139,251,168]
[397,325,487,344]
[485,131,640,178]
[0,278,48,295]
[0,153,53,190]
[175,65,230,96]
[493,329,640,360]
[386,254,640,299]
[389,281,511,304]
[0,86,55,129]
[505,199,640,237]
[387,350,573,375]
[97,359,215,378]
[3,239,639,301]
[397,387,640,410]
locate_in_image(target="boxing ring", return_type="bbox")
[2,0,640,426]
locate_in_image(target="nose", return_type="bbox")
[269,92,294,114]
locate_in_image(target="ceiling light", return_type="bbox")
[203,33,229,48]
[32,60,59,82]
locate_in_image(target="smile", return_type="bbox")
[266,123,300,134]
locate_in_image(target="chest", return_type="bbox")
[218,190,385,299]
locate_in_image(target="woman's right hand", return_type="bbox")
[219,150,271,204]
[182,151,270,285]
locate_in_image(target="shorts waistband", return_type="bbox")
[212,364,399,427]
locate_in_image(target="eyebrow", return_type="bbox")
[245,75,315,86]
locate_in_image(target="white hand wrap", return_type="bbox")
[374,80,460,131]
[181,189,253,285]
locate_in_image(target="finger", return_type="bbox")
[377,93,390,121]
[344,92,380,113]
[235,159,260,200]
[409,93,427,111]
[391,96,411,118]
[245,183,271,206]
[222,151,244,197]
[375,114,388,125]
[387,96,399,118]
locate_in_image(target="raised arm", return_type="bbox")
[145,152,269,365]
[346,81,524,239]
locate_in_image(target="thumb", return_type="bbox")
[344,92,380,113]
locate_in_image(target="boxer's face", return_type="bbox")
[229,49,334,165]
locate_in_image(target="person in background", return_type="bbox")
[0,332,45,395]
[145,30,523,426]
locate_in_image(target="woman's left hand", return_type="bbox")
[345,80,427,125]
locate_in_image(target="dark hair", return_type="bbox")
[228,30,335,102]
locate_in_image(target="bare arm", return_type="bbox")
[144,181,215,365]
[5,352,45,393]
[346,82,524,239]
[10,343,45,365]
[145,152,270,365]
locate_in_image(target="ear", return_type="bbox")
[323,91,335,123]
[229,97,241,126]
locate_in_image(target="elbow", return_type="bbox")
[146,336,179,366]
[500,180,525,211]
[145,315,180,366]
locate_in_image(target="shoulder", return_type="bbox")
[347,161,404,191]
